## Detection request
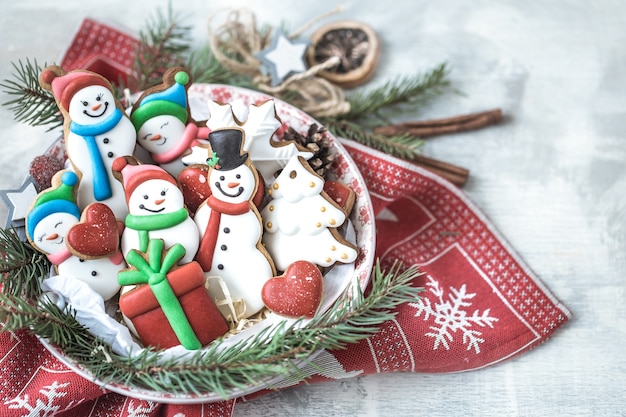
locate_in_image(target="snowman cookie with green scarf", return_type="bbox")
[113,156,199,265]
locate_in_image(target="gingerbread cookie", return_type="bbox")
[112,156,199,265]
[39,66,136,220]
[194,128,276,320]
[261,155,358,270]
[25,172,124,301]
[130,67,211,177]
[118,239,228,350]
[262,260,324,318]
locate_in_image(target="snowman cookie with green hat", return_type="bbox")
[130,67,211,177]
[25,171,124,301]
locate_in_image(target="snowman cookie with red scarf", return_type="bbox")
[194,128,276,320]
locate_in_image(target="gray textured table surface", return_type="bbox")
[1,1,624,415]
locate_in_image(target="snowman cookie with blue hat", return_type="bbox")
[25,171,124,301]
[130,67,211,177]
[39,66,137,220]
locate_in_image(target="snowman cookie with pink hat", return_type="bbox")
[130,67,211,177]
[25,171,124,301]
[39,66,137,220]
[113,156,199,265]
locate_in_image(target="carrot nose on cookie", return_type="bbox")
[46,233,59,240]
[92,103,102,111]
[227,182,240,189]
[155,199,165,205]
[150,134,162,141]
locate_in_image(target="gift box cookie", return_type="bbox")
[118,239,228,350]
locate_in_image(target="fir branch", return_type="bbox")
[344,63,451,125]
[0,58,61,130]
[0,260,421,397]
[325,118,424,159]
[0,228,49,298]
[186,45,254,88]
[132,3,193,91]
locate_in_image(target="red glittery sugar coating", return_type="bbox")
[261,260,324,318]
[66,203,120,258]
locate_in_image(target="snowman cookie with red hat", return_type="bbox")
[130,67,211,177]
[113,156,199,265]
[39,66,137,220]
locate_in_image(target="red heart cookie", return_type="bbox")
[262,260,323,318]
[67,203,119,258]
[178,166,212,215]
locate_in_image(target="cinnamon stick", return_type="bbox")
[410,154,469,187]
[374,108,503,138]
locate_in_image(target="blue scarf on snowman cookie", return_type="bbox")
[70,108,123,201]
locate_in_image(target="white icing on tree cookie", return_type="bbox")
[262,155,358,270]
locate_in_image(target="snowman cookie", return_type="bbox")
[25,171,124,301]
[130,67,211,177]
[39,66,137,220]
[112,156,199,265]
[194,128,276,320]
[261,155,358,270]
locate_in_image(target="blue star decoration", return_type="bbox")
[0,177,37,230]
[255,29,309,86]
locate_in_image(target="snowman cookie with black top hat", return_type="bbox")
[194,128,276,320]
[39,66,136,220]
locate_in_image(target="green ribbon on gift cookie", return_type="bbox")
[118,239,202,350]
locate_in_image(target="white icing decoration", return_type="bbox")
[208,164,256,204]
[66,85,136,219]
[121,178,199,265]
[31,212,78,254]
[262,156,357,270]
[205,100,313,184]
[57,256,123,301]
[31,211,122,301]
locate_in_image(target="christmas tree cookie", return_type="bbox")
[261,155,358,270]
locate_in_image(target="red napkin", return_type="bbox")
[0,19,570,417]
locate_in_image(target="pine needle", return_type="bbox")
[0,257,422,397]
[0,228,50,298]
[0,58,61,130]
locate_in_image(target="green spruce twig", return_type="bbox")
[0,228,50,298]
[319,63,451,159]
[131,3,193,91]
[344,63,451,125]
[325,118,424,160]
[0,260,421,397]
[186,45,254,88]
[0,58,61,131]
